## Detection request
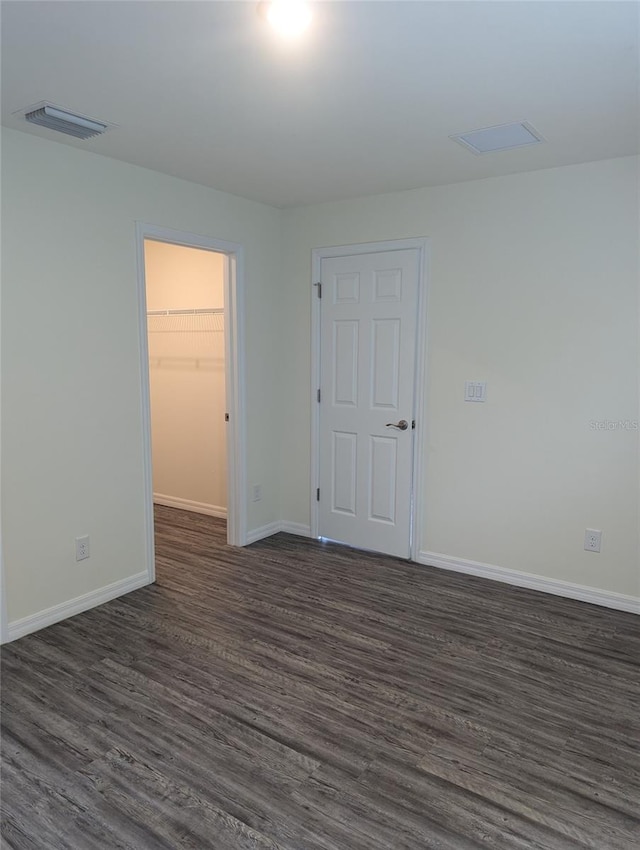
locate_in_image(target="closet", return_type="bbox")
[144,239,227,518]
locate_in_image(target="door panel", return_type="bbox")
[369,435,397,523]
[319,248,419,558]
[334,321,359,406]
[371,319,400,408]
[332,431,357,515]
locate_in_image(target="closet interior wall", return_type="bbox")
[144,240,227,518]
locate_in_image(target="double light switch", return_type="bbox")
[465,381,487,402]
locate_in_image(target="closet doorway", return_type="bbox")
[136,223,247,583]
[145,240,227,519]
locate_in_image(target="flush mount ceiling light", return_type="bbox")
[259,1,312,39]
[451,121,544,155]
[22,103,109,140]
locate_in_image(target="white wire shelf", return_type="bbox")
[147,308,224,333]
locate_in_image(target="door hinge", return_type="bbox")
[316,488,320,501]
[314,282,322,299]
[225,413,230,422]
[317,388,321,403]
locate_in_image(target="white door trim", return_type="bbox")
[0,543,8,644]
[310,238,429,561]
[0,290,6,641]
[135,222,247,586]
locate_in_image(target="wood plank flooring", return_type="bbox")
[2,504,639,849]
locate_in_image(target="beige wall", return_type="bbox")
[1,128,282,624]
[280,157,640,600]
[145,240,226,514]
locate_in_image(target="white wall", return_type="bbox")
[281,157,640,602]
[145,240,227,515]
[2,127,638,633]
[1,128,282,626]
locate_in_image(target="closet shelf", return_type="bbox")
[147,308,224,333]
[147,308,223,316]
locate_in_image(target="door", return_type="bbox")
[318,248,420,558]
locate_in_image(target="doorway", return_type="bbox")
[144,240,227,519]
[136,223,247,583]
[311,239,428,561]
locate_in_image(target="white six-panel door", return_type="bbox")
[318,249,420,558]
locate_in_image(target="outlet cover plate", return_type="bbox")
[584,529,602,553]
[75,535,90,561]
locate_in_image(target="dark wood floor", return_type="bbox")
[2,506,639,849]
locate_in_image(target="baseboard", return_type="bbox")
[418,550,640,614]
[245,520,312,545]
[279,522,312,538]
[5,571,151,643]
[153,494,227,519]
[246,522,283,545]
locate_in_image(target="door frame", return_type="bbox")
[135,222,247,584]
[310,238,430,562]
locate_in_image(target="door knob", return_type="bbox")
[386,419,409,431]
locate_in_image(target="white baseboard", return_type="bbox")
[246,521,283,545]
[280,522,312,538]
[154,494,227,519]
[418,550,640,615]
[5,571,151,644]
[245,520,312,545]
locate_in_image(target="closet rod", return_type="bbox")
[147,308,223,316]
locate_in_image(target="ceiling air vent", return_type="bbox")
[24,104,108,140]
[451,121,544,155]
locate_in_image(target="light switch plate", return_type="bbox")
[465,381,487,402]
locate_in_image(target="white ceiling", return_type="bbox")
[1,1,638,208]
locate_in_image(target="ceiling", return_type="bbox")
[1,1,638,208]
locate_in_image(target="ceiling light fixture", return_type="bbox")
[24,104,108,140]
[260,1,312,39]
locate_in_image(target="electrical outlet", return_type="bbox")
[252,484,262,502]
[584,529,602,553]
[75,535,90,561]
